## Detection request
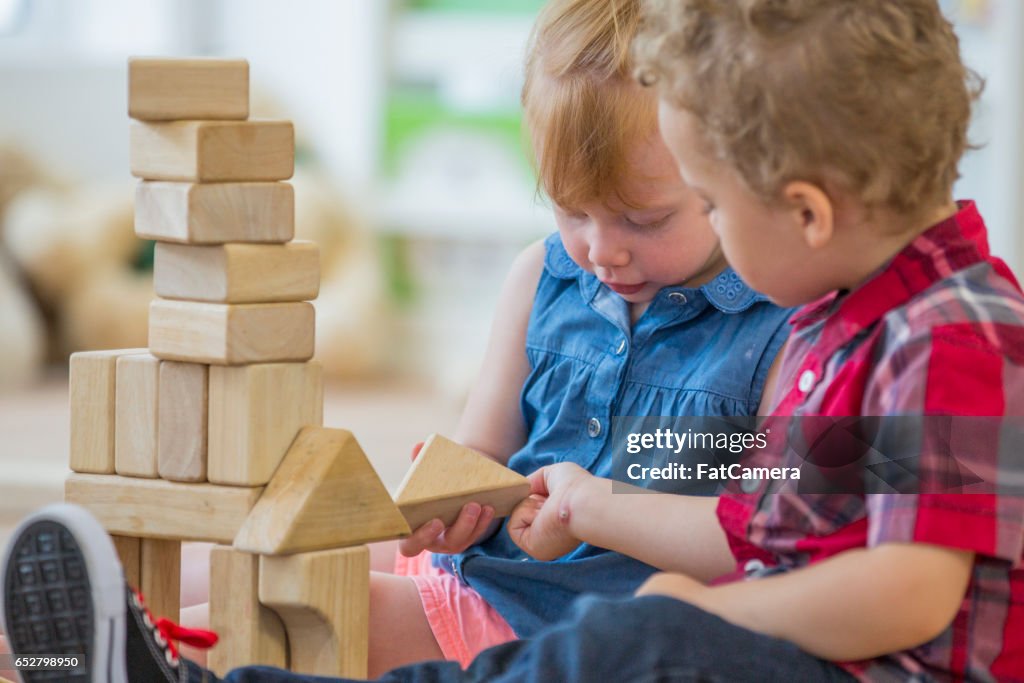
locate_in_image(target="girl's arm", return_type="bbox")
[451,239,546,464]
[400,240,546,556]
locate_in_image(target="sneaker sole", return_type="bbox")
[1,504,127,683]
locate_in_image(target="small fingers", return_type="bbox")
[398,519,444,557]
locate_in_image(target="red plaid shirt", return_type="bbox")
[717,202,1024,681]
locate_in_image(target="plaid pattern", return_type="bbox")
[717,202,1024,681]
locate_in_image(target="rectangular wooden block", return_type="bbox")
[130,120,294,182]
[149,299,315,365]
[111,535,141,587]
[134,181,294,244]
[65,473,263,543]
[158,361,208,482]
[128,58,249,121]
[208,546,287,676]
[140,538,181,622]
[154,241,320,304]
[208,362,323,486]
[115,353,161,478]
[69,348,148,474]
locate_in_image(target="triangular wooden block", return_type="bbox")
[234,427,410,554]
[393,434,531,529]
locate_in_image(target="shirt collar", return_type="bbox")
[790,200,997,343]
[543,233,770,315]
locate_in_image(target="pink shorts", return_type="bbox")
[394,551,517,667]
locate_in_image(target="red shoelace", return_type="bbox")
[134,590,219,663]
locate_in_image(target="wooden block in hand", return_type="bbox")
[155,241,320,304]
[130,120,294,182]
[393,434,531,529]
[158,361,208,482]
[135,181,294,244]
[65,473,263,543]
[115,353,161,478]
[208,361,323,486]
[69,348,148,473]
[149,299,315,365]
[208,546,287,676]
[259,547,369,678]
[234,427,410,555]
[128,58,249,121]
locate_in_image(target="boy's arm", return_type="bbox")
[638,542,974,662]
[510,465,736,582]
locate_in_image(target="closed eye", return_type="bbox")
[625,213,674,230]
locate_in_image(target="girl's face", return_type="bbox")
[552,130,726,311]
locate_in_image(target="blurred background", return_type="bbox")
[0,0,1021,536]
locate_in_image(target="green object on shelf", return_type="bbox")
[382,90,530,178]
[379,234,418,306]
[405,0,544,13]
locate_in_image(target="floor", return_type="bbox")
[0,372,463,550]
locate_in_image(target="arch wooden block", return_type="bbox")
[393,434,531,529]
[233,427,410,555]
[148,299,315,365]
[259,547,369,679]
[154,241,320,304]
[130,120,294,182]
[128,58,249,121]
[135,181,294,245]
[208,546,287,676]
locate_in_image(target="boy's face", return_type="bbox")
[553,129,727,308]
[658,102,828,307]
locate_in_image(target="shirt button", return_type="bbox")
[587,418,602,438]
[743,559,766,575]
[798,369,816,393]
[668,292,688,304]
[615,339,627,355]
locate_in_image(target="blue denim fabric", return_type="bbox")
[197,595,856,683]
[433,234,793,637]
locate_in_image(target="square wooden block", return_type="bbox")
[208,362,323,486]
[128,58,249,121]
[148,299,315,365]
[154,241,320,304]
[130,120,294,182]
[135,181,294,244]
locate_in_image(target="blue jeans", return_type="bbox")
[189,595,856,683]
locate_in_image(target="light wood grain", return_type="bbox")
[393,433,530,529]
[130,120,294,182]
[154,241,320,304]
[114,353,161,478]
[69,348,147,474]
[234,427,410,555]
[140,538,180,622]
[260,547,369,678]
[208,546,287,676]
[111,534,141,588]
[128,58,249,121]
[65,474,262,543]
[208,361,323,486]
[148,299,315,365]
[135,181,294,244]
[157,361,208,482]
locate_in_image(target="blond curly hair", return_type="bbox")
[634,0,981,216]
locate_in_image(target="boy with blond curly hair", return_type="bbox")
[3,1,1023,681]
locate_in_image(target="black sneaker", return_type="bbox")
[1,504,217,683]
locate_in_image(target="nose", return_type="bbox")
[587,227,630,269]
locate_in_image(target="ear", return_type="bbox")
[782,181,834,250]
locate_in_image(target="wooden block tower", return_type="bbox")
[65,58,411,678]
[65,57,531,679]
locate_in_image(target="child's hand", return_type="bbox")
[507,462,593,561]
[397,502,497,557]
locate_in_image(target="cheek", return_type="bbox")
[557,227,591,269]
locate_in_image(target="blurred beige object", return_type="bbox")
[61,267,153,354]
[292,169,391,379]
[4,183,138,305]
[0,145,54,219]
[0,250,45,389]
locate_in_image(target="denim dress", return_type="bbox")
[434,233,793,637]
